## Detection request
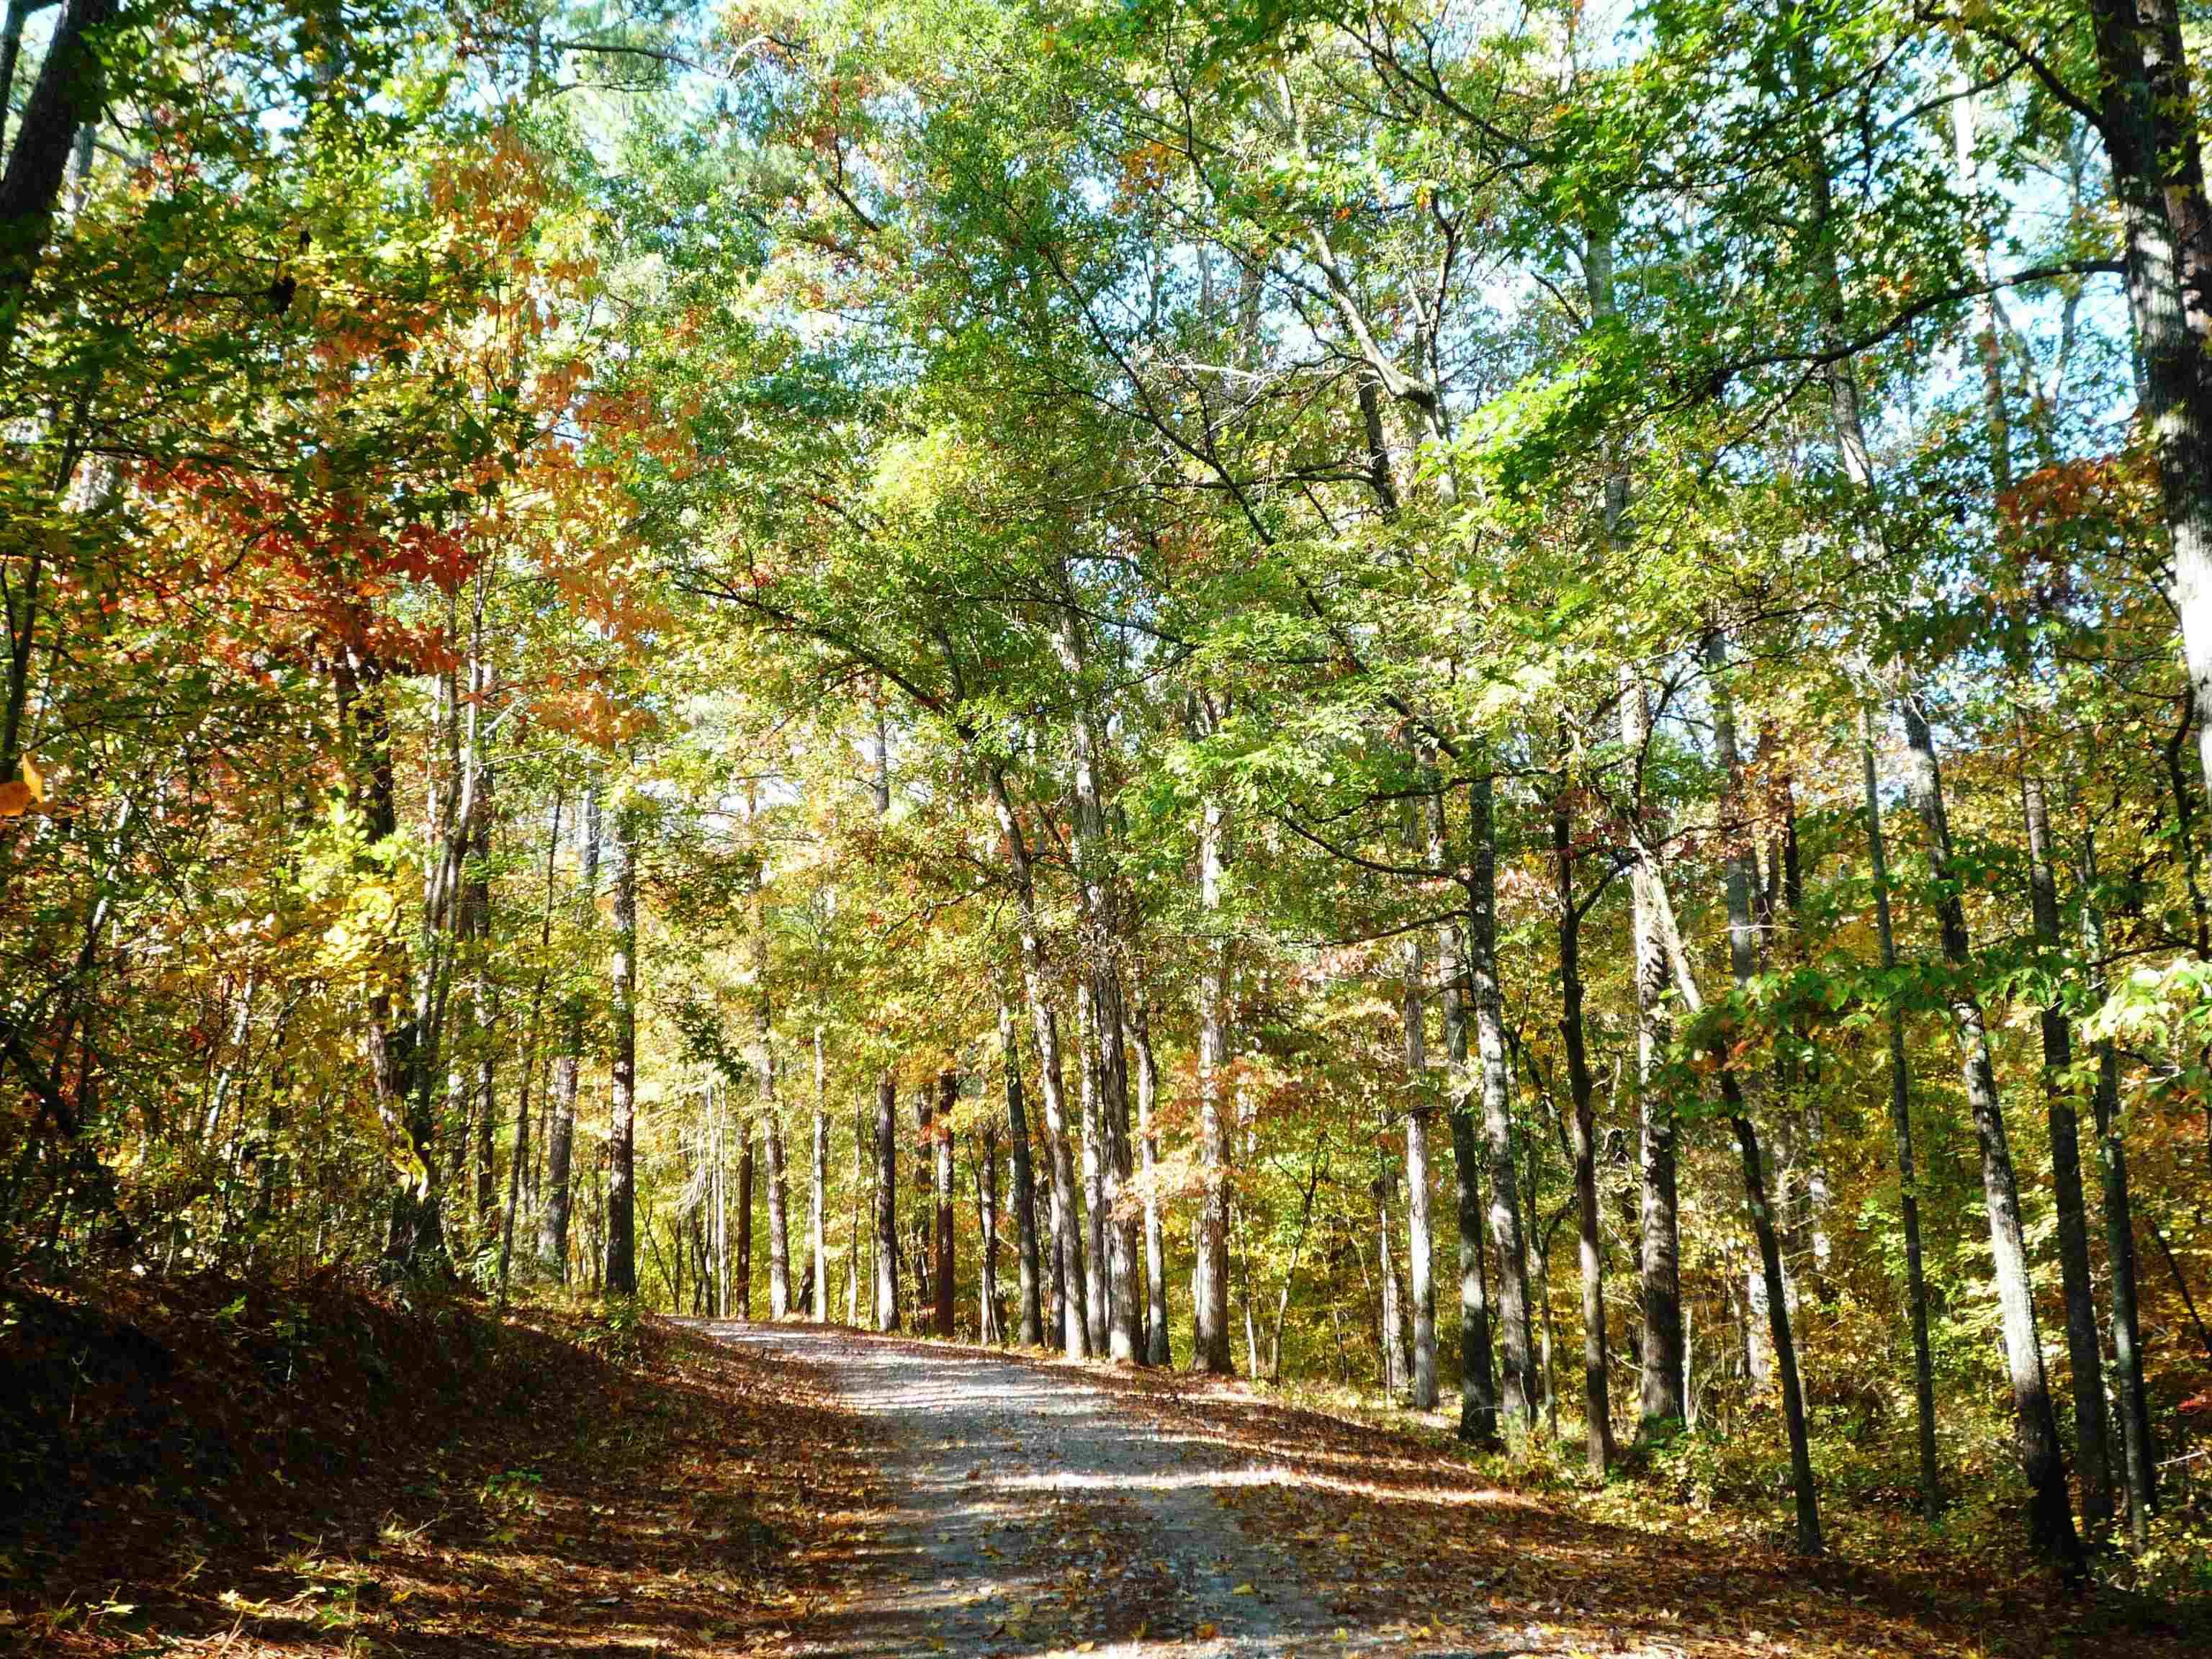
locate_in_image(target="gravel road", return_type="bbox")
[701,1323,1363,1658]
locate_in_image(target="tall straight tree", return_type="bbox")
[2080,826,2157,1542]
[997,990,1043,1344]
[1402,841,1437,1411]
[1076,979,1110,1353]
[1550,757,1613,1475]
[873,1069,899,1332]
[2021,765,2114,1527]
[1057,606,1144,1364]
[1859,706,1941,1521]
[540,775,599,1278]
[1899,697,2082,1571]
[1130,989,1172,1366]
[1466,770,1534,1428]
[1708,633,1821,1555]
[871,710,901,1333]
[987,760,1089,1358]
[811,1026,830,1322]
[1620,665,1684,1439]
[1784,22,2080,1564]
[1433,788,1496,1445]
[1951,49,2113,1532]
[932,1068,957,1337]
[912,1079,935,1316]
[2072,0,2212,806]
[603,792,638,1299]
[753,856,791,1320]
[979,1113,1002,1342]
[735,1120,754,1318]
[1191,721,1235,1374]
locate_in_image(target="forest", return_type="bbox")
[5,0,2212,1653]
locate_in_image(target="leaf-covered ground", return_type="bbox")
[0,1277,880,1655]
[3,1288,2203,1658]
[1052,1358,2208,1658]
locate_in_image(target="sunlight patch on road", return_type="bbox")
[992,1462,1530,1513]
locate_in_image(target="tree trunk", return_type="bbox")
[1131,990,1172,1366]
[1804,17,2086,1557]
[1552,771,1614,1475]
[1730,1110,1820,1552]
[1434,793,1498,1444]
[760,1076,790,1316]
[869,708,900,1332]
[604,795,638,1300]
[1899,695,2084,1573]
[378,637,464,1278]
[1467,769,1535,1428]
[1535,1215,1559,1439]
[752,855,791,1319]
[848,1096,863,1323]
[1193,786,1235,1373]
[934,1069,957,1338]
[913,1081,935,1315]
[469,764,499,1236]
[498,788,565,1308]
[736,1120,754,1318]
[1582,212,1660,1449]
[1768,781,1829,1287]
[1375,1156,1408,1395]
[980,1118,1002,1342]
[0,0,118,364]
[2082,0,2212,810]
[2082,823,2158,1544]
[999,992,1044,1345]
[1269,1133,1328,1378]
[1048,1184,1066,1343]
[0,0,50,159]
[811,1027,830,1322]
[1789,18,1943,1512]
[1403,897,1437,1410]
[1056,608,1144,1364]
[711,1082,727,1316]
[873,1071,899,1331]
[2021,766,2115,1527]
[541,775,599,1278]
[1077,981,1110,1354]
[1406,1098,1438,1411]
[1704,637,1820,1553]
[1621,667,1685,1438]
[1092,958,1146,1364]
[986,763,1089,1358]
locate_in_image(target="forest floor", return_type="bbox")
[0,1276,878,1658]
[1,1281,2202,1658]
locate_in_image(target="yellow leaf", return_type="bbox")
[18,754,42,801]
[1231,1583,1256,1596]
[0,781,27,819]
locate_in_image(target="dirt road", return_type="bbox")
[703,1323,1389,1658]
